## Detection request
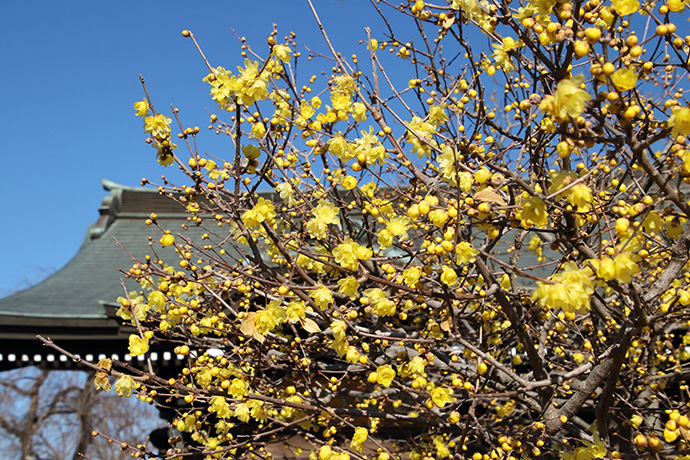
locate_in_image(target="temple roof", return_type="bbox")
[0,180,197,369]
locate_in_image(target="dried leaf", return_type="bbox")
[442,16,456,29]
[240,312,266,343]
[474,188,507,206]
[301,318,322,333]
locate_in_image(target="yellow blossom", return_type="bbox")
[492,37,523,72]
[520,196,548,228]
[113,375,137,397]
[568,184,593,209]
[341,175,358,190]
[144,114,173,138]
[399,356,426,377]
[668,107,690,137]
[338,276,360,300]
[328,135,355,161]
[310,284,334,308]
[386,216,412,240]
[612,0,639,14]
[561,431,607,460]
[242,197,276,228]
[441,266,458,286]
[376,364,396,387]
[540,75,591,122]
[275,181,296,206]
[351,427,368,453]
[251,121,266,139]
[234,403,250,422]
[272,44,292,63]
[532,262,594,314]
[134,99,149,117]
[456,241,478,265]
[333,239,361,271]
[94,372,110,391]
[403,266,423,287]
[352,102,367,122]
[610,68,638,92]
[286,301,307,323]
[209,396,233,418]
[431,387,456,408]
[128,334,149,357]
[612,252,640,283]
[667,0,686,11]
[229,378,248,399]
[306,199,340,239]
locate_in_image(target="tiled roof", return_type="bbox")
[0,180,199,369]
[0,180,198,320]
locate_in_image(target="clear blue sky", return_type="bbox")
[0,1,399,296]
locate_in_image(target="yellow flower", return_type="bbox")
[275,181,296,206]
[475,167,491,184]
[540,75,591,122]
[441,266,458,286]
[532,262,594,314]
[94,372,110,391]
[610,68,638,92]
[431,387,456,408]
[668,107,690,137]
[272,44,292,63]
[306,199,340,239]
[403,266,423,287]
[253,309,278,335]
[352,102,367,122]
[333,239,361,271]
[428,104,449,126]
[310,284,333,308]
[667,0,686,11]
[144,113,172,138]
[116,290,149,324]
[134,99,149,117]
[351,427,368,453]
[593,257,616,282]
[612,0,639,14]
[113,375,137,397]
[241,197,276,228]
[429,209,449,227]
[612,252,640,283]
[376,364,396,387]
[399,356,426,378]
[561,431,607,460]
[234,403,250,422]
[520,196,548,228]
[209,396,233,418]
[338,276,360,300]
[492,36,523,72]
[346,346,360,364]
[286,301,307,323]
[331,320,347,342]
[341,175,358,190]
[328,135,355,161]
[229,378,248,399]
[160,234,175,247]
[251,121,266,139]
[128,334,149,357]
[567,184,593,209]
[456,241,478,265]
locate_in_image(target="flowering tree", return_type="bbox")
[49,0,690,458]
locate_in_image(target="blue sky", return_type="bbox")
[0,1,398,296]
